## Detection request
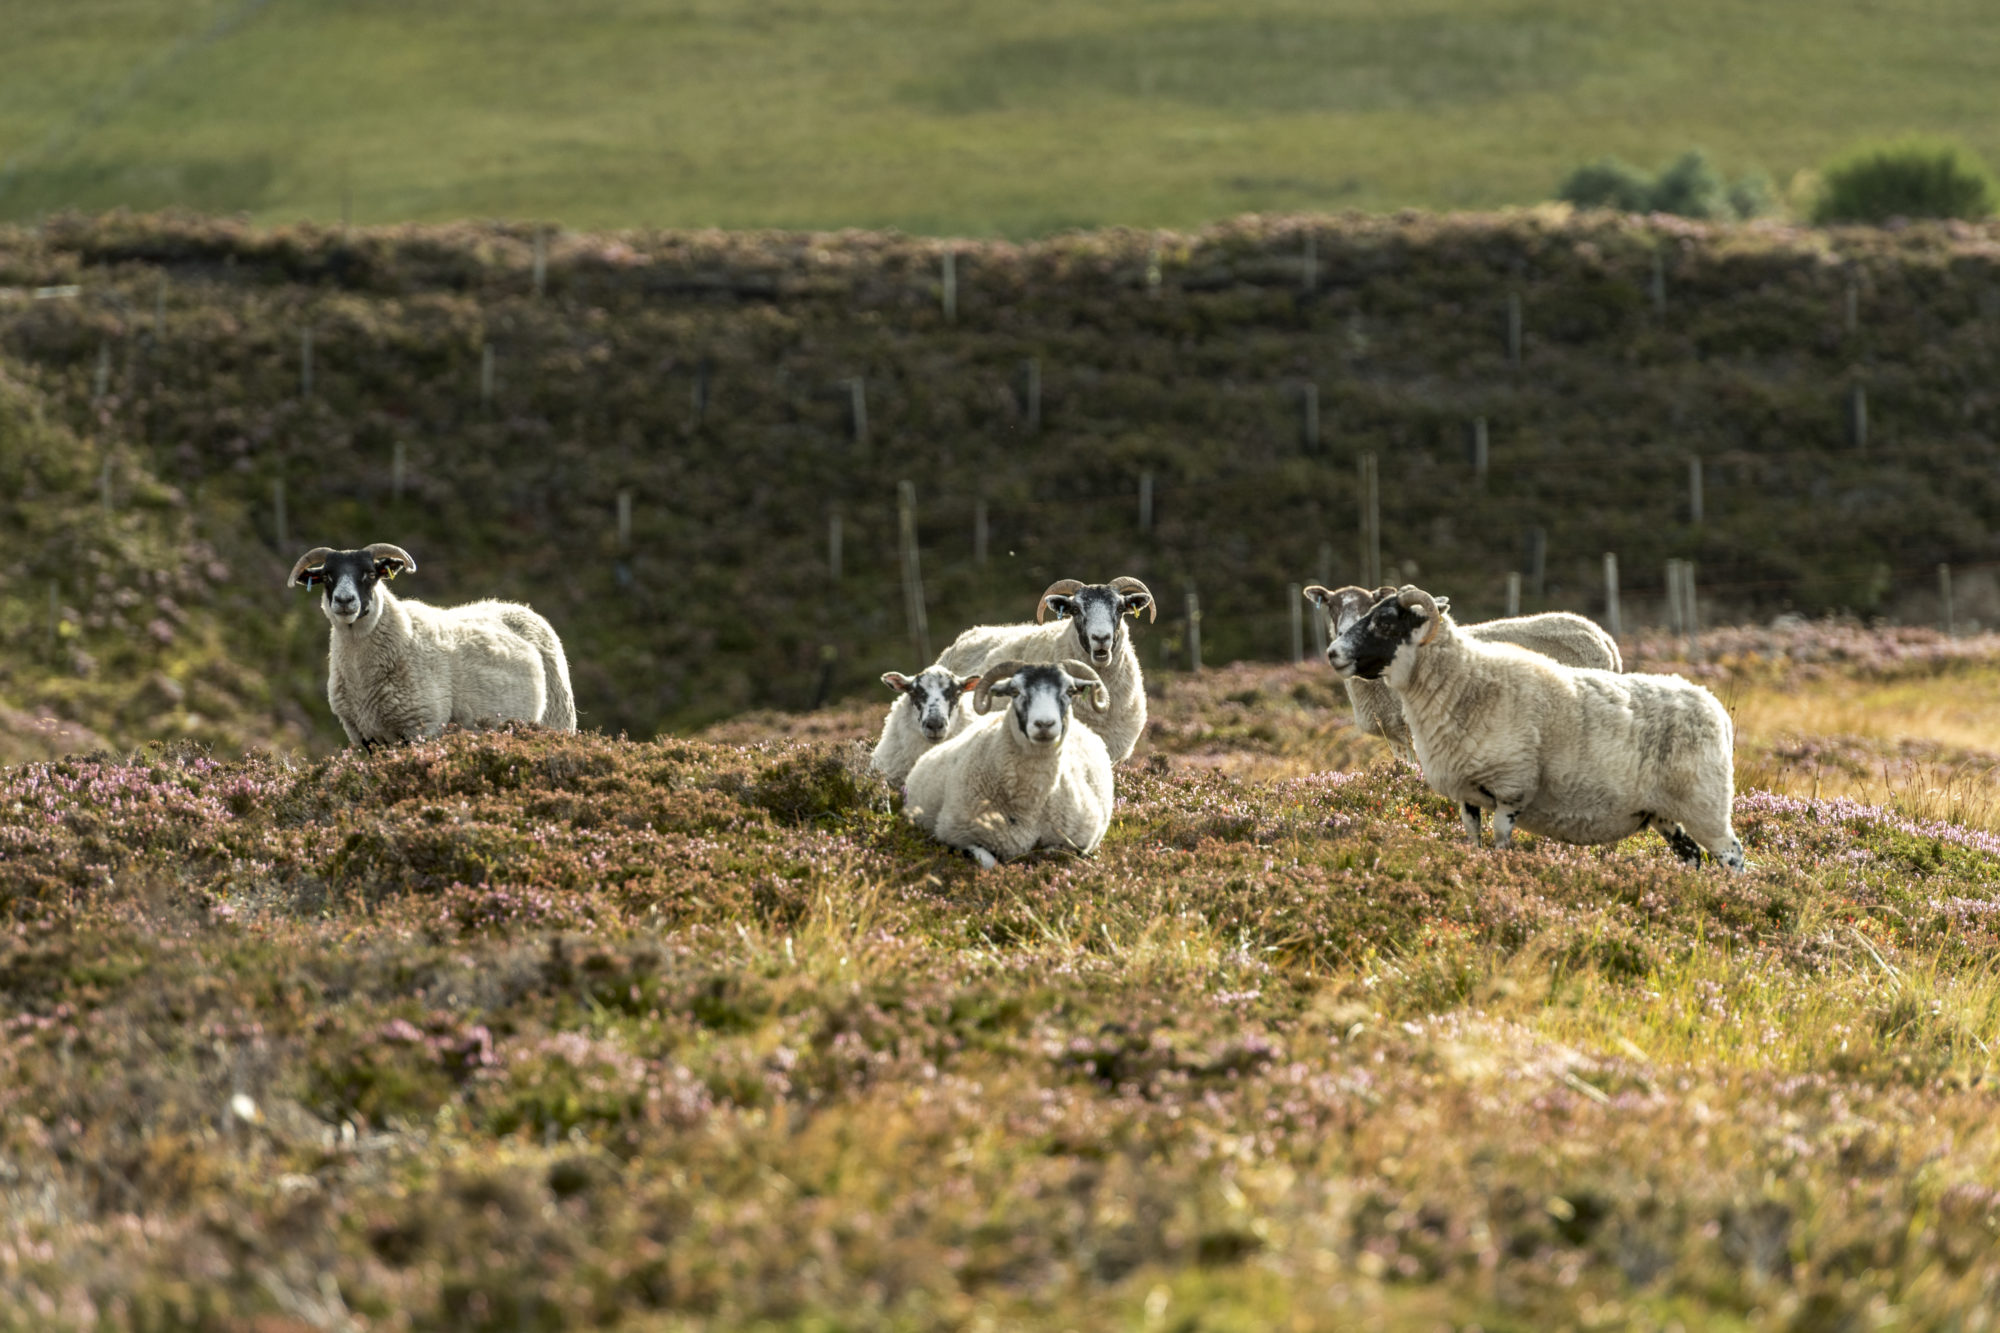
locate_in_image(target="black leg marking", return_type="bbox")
[1659,824,1705,865]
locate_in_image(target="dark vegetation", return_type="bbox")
[1557,150,1774,221]
[4,211,2000,754]
[1814,139,2000,224]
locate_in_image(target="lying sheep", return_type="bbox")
[934,577,1153,763]
[287,543,576,747]
[1328,585,1744,871]
[869,665,979,787]
[1305,584,1623,764]
[902,659,1114,869]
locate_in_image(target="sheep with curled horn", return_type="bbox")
[1327,584,1744,871]
[1303,583,1622,766]
[902,658,1115,869]
[287,542,576,748]
[932,576,1155,763]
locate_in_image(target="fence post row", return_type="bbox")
[1939,563,1955,637]
[1185,589,1202,672]
[1138,470,1154,533]
[827,512,843,586]
[1688,456,1704,524]
[1505,571,1522,618]
[532,230,548,299]
[1847,384,1868,449]
[897,481,930,661]
[1470,417,1489,489]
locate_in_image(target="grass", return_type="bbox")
[7,641,2000,1326]
[4,1,2000,231]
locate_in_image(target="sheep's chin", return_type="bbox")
[1089,649,1111,664]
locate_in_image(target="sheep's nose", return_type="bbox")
[1031,719,1058,741]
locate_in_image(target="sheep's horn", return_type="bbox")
[1109,576,1156,622]
[973,659,1028,714]
[1060,659,1110,713]
[1035,579,1086,624]
[364,542,417,576]
[1398,585,1442,646]
[287,547,336,588]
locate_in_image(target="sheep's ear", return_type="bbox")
[882,672,913,693]
[288,547,336,589]
[1120,591,1153,621]
[1434,596,1452,615]
[364,542,416,579]
[1042,595,1076,622]
[954,674,981,696]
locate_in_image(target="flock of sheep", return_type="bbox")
[287,544,1745,874]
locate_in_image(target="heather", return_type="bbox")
[5,212,2000,756]
[6,705,2000,1328]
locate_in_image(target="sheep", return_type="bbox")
[1327,585,1744,871]
[1304,584,1622,764]
[868,664,980,787]
[287,543,576,748]
[902,659,1115,869]
[933,577,1154,763]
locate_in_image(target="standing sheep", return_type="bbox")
[902,659,1115,869]
[934,577,1153,762]
[1328,585,1744,870]
[869,665,980,787]
[1305,584,1623,764]
[288,543,576,747]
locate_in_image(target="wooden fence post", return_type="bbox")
[1847,384,1868,449]
[1357,452,1380,588]
[898,481,930,661]
[849,377,868,446]
[1185,589,1201,672]
[1289,583,1304,663]
[1682,561,1700,662]
[616,489,633,551]
[1138,470,1154,533]
[1603,553,1621,639]
[941,251,957,324]
[1505,571,1522,617]
[532,230,548,298]
[1506,291,1523,365]
[1314,541,1334,645]
[1688,455,1704,524]
[1940,563,1956,637]
[1471,417,1489,488]
[827,512,843,585]
[1665,559,1683,636]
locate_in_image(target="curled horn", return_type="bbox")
[287,547,336,589]
[1060,660,1110,713]
[972,659,1028,714]
[1397,585,1442,646]
[363,542,417,577]
[1109,576,1156,622]
[1035,579,1086,624]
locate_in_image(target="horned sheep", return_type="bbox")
[933,577,1154,763]
[1328,585,1744,871]
[1305,584,1623,764]
[869,665,979,787]
[288,543,576,748]
[902,659,1115,869]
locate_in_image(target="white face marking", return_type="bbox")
[1016,678,1068,744]
[1073,593,1122,665]
[326,572,364,624]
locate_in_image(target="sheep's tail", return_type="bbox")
[538,638,578,731]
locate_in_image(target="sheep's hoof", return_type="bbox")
[966,846,998,871]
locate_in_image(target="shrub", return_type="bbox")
[1559,149,1772,220]
[1813,138,1997,223]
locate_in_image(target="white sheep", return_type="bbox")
[287,543,576,747]
[933,577,1153,763]
[902,659,1115,869]
[868,664,979,787]
[1305,584,1623,763]
[1328,585,1744,871]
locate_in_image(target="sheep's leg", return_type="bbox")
[1491,806,1523,848]
[965,846,999,871]
[1653,820,1706,865]
[1671,813,1748,874]
[1460,802,1483,846]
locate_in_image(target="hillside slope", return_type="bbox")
[2,212,1997,752]
[3,0,1998,231]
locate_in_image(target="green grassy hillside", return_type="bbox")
[3,0,1998,232]
[3,213,1998,754]
[6,648,2000,1327]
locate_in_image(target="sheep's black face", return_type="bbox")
[1043,585,1146,666]
[883,666,971,741]
[1328,598,1430,680]
[293,547,411,627]
[1004,665,1076,745]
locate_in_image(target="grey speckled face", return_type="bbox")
[901,667,963,740]
[1328,598,1429,680]
[1043,585,1148,666]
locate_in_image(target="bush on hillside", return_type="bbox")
[1559,150,1773,220]
[1813,139,1997,224]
